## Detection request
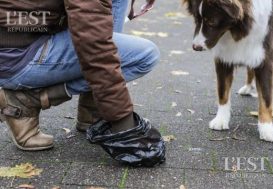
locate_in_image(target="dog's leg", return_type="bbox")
[210,59,233,130]
[238,67,258,97]
[255,63,273,142]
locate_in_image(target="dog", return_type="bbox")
[183,0,273,142]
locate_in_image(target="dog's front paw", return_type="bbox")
[258,123,273,142]
[209,116,230,130]
[238,85,258,98]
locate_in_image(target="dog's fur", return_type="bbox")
[183,0,273,141]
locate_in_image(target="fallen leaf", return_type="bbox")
[173,21,182,25]
[134,104,144,107]
[250,111,258,117]
[209,137,227,141]
[157,32,168,38]
[176,112,182,117]
[86,187,105,189]
[62,128,71,134]
[0,163,42,178]
[165,12,187,19]
[163,135,177,142]
[172,102,177,107]
[232,165,238,173]
[131,30,155,37]
[174,90,182,94]
[51,187,61,189]
[64,116,75,120]
[189,148,205,154]
[169,50,185,56]
[131,30,168,38]
[187,109,195,114]
[171,70,189,76]
[179,185,187,189]
[232,134,246,141]
[231,125,246,141]
[250,111,273,117]
[66,134,76,139]
[18,184,35,189]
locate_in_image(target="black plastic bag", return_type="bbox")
[86,112,166,167]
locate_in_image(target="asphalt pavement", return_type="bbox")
[1,0,273,188]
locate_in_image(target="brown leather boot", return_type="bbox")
[76,92,100,132]
[0,84,72,151]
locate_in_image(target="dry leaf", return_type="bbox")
[250,111,273,117]
[232,134,246,141]
[180,185,186,189]
[64,116,75,120]
[0,163,42,178]
[209,137,227,141]
[51,187,61,189]
[131,30,168,38]
[176,112,182,117]
[169,50,185,56]
[250,111,258,117]
[134,104,144,107]
[172,102,177,107]
[173,21,182,25]
[18,184,35,189]
[157,32,168,37]
[232,165,238,173]
[163,135,177,142]
[174,90,182,94]
[62,128,71,134]
[171,70,189,76]
[131,30,154,37]
[187,109,195,114]
[165,12,187,19]
[86,187,105,189]
[66,134,76,139]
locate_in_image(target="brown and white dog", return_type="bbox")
[183,0,273,141]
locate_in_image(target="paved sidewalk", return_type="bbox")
[1,1,273,188]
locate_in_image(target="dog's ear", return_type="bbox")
[214,0,244,21]
[182,0,203,15]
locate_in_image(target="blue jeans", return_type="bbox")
[0,0,160,95]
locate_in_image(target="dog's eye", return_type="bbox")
[204,18,217,27]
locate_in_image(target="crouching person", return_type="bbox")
[0,0,166,167]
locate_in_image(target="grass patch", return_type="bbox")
[210,151,218,172]
[159,125,168,136]
[118,167,129,189]
[264,157,273,174]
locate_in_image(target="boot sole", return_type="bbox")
[6,125,54,151]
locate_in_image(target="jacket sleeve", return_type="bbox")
[64,0,133,121]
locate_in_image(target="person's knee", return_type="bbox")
[138,39,160,74]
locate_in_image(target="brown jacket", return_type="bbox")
[0,0,133,121]
[64,0,133,121]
